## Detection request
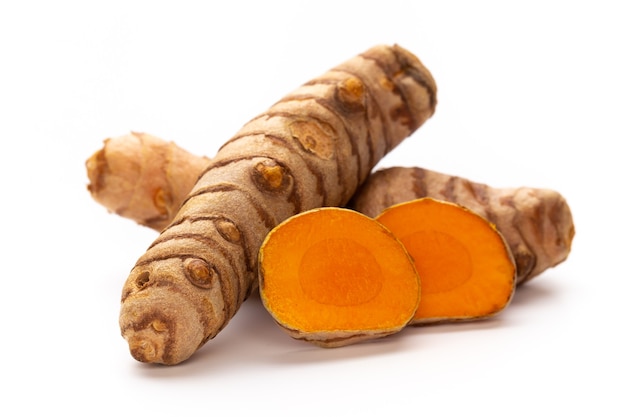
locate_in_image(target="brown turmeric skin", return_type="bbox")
[86,132,209,231]
[350,167,575,285]
[259,207,420,346]
[376,198,516,324]
[118,44,437,365]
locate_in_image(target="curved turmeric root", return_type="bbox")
[86,132,209,231]
[350,167,575,285]
[259,207,420,346]
[376,198,516,324]
[117,44,437,365]
[86,137,573,286]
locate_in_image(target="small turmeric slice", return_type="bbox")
[376,198,516,324]
[259,207,420,347]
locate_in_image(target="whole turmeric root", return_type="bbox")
[350,166,575,285]
[87,135,574,287]
[116,44,437,365]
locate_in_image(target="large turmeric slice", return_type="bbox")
[259,207,420,347]
[376,198,516,324]
[86,136,573,286]
[117,44,437,365]
[350,167,575,285]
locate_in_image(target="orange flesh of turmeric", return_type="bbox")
[259,207,420,346]
[376,198,516,324]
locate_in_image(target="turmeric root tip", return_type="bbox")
[85,132,210,231]
[376,198,516,324]
[259,207,420,347]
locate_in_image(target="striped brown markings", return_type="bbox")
[169,214,250,252]
[262,83,369,198]
[501,191,536,282]
[213,134,321,207]
[264,103,363,204]
[275,84,369,186]
[143,234,239,303]
[410,166,428,199]
[305,71,388,159]
[391,54,438,120]
[359,47,437,131]
[180,182,277,230]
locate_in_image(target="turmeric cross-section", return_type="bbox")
[376,198,516,324]
[259,207,420,347]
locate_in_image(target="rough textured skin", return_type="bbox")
[86,132,209,231]
[349,166,575,284]
[119,44,437,365]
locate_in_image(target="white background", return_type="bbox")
[1,1,624,415]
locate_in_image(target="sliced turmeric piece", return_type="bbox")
[351,166,575,285]
[258,207,420,347]
[376,197,516,324]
